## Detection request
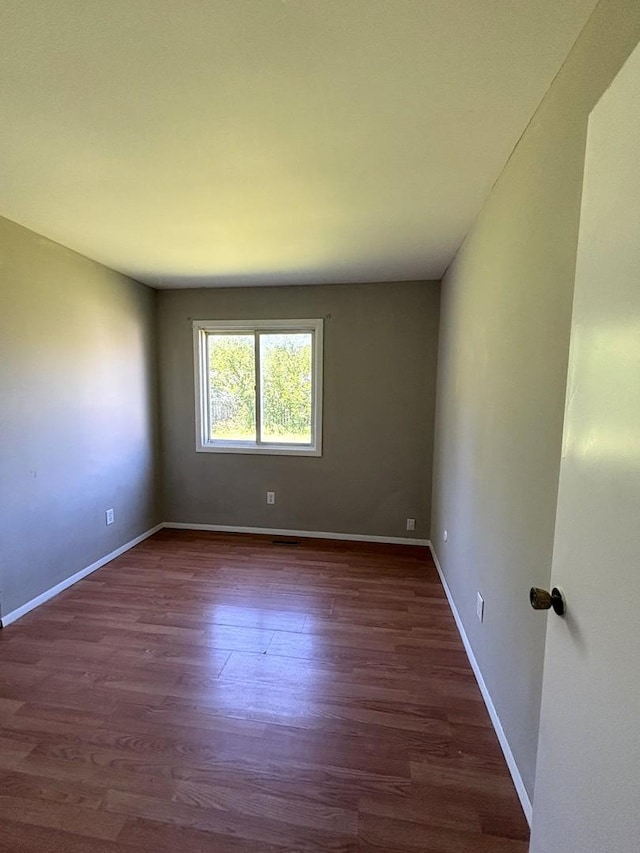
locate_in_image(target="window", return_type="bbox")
[193,319,323,456]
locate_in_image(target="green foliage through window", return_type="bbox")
[208,334,256,441]
[208,332,313,444]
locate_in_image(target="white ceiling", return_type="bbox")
[0,0,598,288]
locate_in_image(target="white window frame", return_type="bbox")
[193,318,323,456]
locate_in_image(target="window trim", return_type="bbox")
[193,318,323,457]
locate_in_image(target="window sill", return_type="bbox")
[197,442,322,457]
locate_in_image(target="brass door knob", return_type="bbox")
[529,586,566,616]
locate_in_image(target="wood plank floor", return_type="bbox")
[0,530,530,851]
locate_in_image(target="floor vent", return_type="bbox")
[271,538,300,546]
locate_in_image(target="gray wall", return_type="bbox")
[431,0,640,800]
[158,282,439,539]
[0,216,161,617]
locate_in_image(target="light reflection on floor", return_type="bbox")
[203,603,321,721]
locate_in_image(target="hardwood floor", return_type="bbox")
[0,530,530,851]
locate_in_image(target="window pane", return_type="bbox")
[260,332,313,444]
[208,334,256,441]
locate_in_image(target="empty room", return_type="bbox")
[1,1,639,851]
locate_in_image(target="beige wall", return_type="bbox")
[431,0,640,800]
[0,216,161,618]
[158,281,439,539]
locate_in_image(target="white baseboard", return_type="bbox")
[429,544,533,826]
[163,521,431,548]
[0,523,164,628]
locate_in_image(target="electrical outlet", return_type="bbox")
[406,517,416,532]
[266,491,276,505]
[105,508,115,526]
[443,529,448,542]
[476,592,484,623]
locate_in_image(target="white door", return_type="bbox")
[529,40,640,853]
